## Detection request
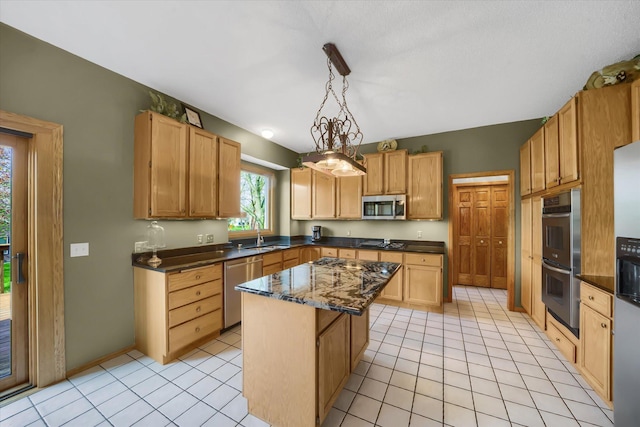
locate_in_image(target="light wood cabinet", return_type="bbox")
[363,150,407,195]
[545,98,579,189]
[546,318,576,363]
[544,114,560,189]
[291,168,312,220]
[357,250,379,261]
[337,175,362,219]
[312,170,336,219]
[317,313,350,423]
[530,127,546,193]
[407,151,443,220]
[338,249,357,259]
[217,137,242,218]
[134,111,241,219]
[263,251,283,276]
[579,282,613,403]
[350,310,369,371]
[300,247,321,263]
[321,247,338,258]
[378,252,403,302]
[134,263,223,364]
[282,248,300,270]
[520,198,532,314]
[519,140,531,196]
[404,254,442,307]
[632,79,640,142]
[530,197,545,329]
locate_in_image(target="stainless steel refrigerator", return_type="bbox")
[613,140,640,426]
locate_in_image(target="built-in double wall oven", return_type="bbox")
[541,188,581,335]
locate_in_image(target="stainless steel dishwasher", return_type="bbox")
[224,255,263,329]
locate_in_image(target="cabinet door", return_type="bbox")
[150,113,188,217]
[632,79,640,142]
[530,127,546,194]
[404,264,442,306]
[379,252,403,301]
[217,137,242,217]
[189,128,218,218]
[559,98,579,185]
[384,150,407,194]
[544,114,560,189]
[337,175,362,219]
[490,186,508,289]
[350,309,369,370]
[291,168,312,219]
[300,247,321,263]
[407,152,443,220]
[530,197,545,328]
[520,198,532,314]
[363,153,384,195]
[318,314,350,423]
[312,171,336,219]
[579,304,612,401]
[519,140,531,196]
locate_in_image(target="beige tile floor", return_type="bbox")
[0,285,614,426]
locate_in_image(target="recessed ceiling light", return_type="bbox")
[261,129,274,139]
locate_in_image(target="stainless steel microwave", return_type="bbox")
[362,195,406,220]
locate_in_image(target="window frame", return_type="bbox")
[228,162,275,237]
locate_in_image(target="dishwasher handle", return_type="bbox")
[226,259,263,270]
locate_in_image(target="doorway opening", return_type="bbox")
[0,110,65,399]
[448,170,516,311]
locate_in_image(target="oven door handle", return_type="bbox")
[542,213,571,218]
[542,261,571,275]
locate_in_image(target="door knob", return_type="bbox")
[480,240,484,244]
[499,241,502,244]
[13,253,26,284]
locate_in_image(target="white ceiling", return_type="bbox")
[1,1,639,154]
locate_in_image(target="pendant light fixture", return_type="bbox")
[303,43,366,177]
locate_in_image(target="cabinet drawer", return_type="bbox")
[380,252,403,263]
[283,248,299,261]
[168,295,221,328]
[317,309,341,334]
[169,310,222,352]
[283,258,299,269]
[168,280,221,310]
[322,247,338,257]
[357,250,379,261]
[263,251,283,266]
[581,282,612,317]
[404,253,442,267]
[168,264,222,292]
[547,321,576,363]
[338,249,356,259]
[263,263,282,276]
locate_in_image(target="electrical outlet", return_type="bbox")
[70,243,89,257]
[134,241,147,253]
[206,234,214,243]
[347,230,351,236]
[417,230,423,239]
[197,234,204,244]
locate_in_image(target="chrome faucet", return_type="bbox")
[256,228,264,247]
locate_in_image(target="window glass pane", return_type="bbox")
[228,170,270,232]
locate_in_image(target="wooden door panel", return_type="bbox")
[490,186,508,289]
[545,114,560,188]
[455,188,473,285]
[472,188,491,287]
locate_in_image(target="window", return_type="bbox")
[228,165,274,234]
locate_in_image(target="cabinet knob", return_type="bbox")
[191,209,195,214]
[196,306,201,312]
[555,337,560,342]
[195,327,201,333]
[195,275,201,280]
[499,241,502,244]
[196,291,201,296]
[601,323,607,329]
[588,295,594,300]
[421,258,426,262]
[181,209,186,213]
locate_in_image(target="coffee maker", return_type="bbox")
[311,225,322,241]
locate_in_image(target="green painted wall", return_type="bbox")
[293,119,542,303]
[0,24,297,370]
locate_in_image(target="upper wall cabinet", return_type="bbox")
[632,79,640,142]
[134,111,241,219]
[291,168,362,220]
[407,151,443,220]
[545,98,579,189]
[291,168,312,220]
[337,175,362,219]
[520,127,545,196]
[363,149,407,195]
[312,170,336,219]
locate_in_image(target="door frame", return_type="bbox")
[448,170,516,311]
[0,110,65,390]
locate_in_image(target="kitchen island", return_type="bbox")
[236,257,402,427]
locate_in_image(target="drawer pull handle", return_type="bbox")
[588,295,594,300]
[195,327,200,333]
[196,275,201,280]
[499,240,502,244]
[196,291,201,296]
[196,306,201,312]
[555,337,560,342]
[421,258,425,262]
[601,323,607,329]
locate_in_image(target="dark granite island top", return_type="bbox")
[235,257,402,316]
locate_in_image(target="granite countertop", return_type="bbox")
[576,274,615,295]
[132,236,445,272]
[234,257,402,316]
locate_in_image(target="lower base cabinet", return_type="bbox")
[134,263,223,364]
[318,313,350,421]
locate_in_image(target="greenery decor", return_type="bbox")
[410,145,429,155]
[145,91,187,123]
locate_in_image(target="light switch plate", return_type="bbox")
[70,243,89,257]
[206,234,214,243]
